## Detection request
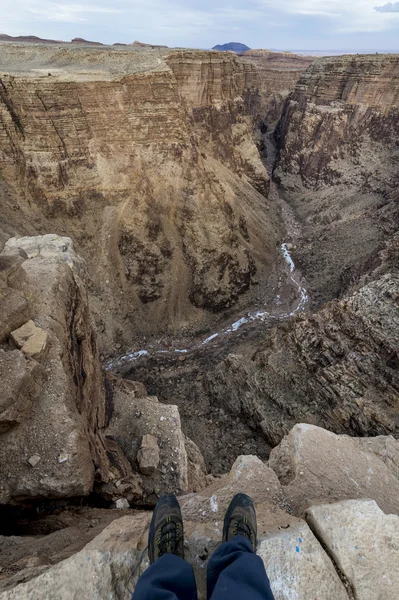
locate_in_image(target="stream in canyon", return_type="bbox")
[106,242,309,372]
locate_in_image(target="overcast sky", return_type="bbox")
[2,0,399,51]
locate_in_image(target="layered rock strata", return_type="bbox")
[275,54,399,306]
[0,44,313,350]
[241,50,314,123]
[207,272,399,446]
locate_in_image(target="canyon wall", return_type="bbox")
[275,54,399,307]
[241,50,314,123]
[0,45,311,352]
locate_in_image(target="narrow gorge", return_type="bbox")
[0,42,398,599]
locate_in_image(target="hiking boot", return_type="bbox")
[222,493,257,551]
[148,495,184,563]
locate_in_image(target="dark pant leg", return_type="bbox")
[207,535,275,600]
[132,554,198,600]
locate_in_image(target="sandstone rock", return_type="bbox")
[0,514,151,600]
[180,455,283,525]
[0,349,42,437]
[0,236,118,503]
[0,506,137,581]
[268,424,399,516]
[184,435,208,492]
[0,287,29,343]
[307,500,399,600]
[106,376,189,502]
[115,498,130,510]
[352,435,399,480]
[2,235,85,276]
[137,434,160,475]
[11,320,48,359]
[258,521,349,600]
[28,455,41,467]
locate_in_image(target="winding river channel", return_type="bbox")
[106,242,308,371]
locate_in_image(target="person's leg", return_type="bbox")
[132,495,197,600]
[132,553,197,600]
[207,493,275,600]
[207,535,274,600]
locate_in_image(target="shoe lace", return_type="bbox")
[156,518,183,557]
[232,517,254,543]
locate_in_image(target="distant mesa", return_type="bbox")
[212,42,251,53]
[0,35,170,48]
[131,40,169,49]
[0,33,62,44]
[71,37,104,46]
[0,33,104,45]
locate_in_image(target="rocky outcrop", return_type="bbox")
[274,54,399,307]
[208,273,399,447]
[2,424,398,599]
[104,375,206,504]
[0,513,151,599]
[0,234,206,505]
[307,500,399,600]
[0,235,109,502]
[269,424,399,516]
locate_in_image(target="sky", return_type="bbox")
[1,0,399,51]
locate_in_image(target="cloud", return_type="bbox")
[28,2,122,23]
[375,2,399,11]
[257,0,399,32]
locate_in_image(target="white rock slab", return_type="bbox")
[307,499,399,600]
[258,521,349,600]
[0,515,150,600]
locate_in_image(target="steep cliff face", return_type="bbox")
[208,271,399,448]
[0,45,300,351]
[275,54,399,307]
[241,50,314,123]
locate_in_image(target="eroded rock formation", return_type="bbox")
[1,45,399,600]
[275,54,399,306]
[0,235,108,502]
[208,272,399,447]
[0,44,312,352]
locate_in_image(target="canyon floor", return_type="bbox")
[0,42,398,599]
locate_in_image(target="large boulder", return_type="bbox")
[106,376,204,504]
[258,522,349,600]
[0,514,151,600]
[268,424,399,516]
[307,500,399,600]
[180,455,283,526]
